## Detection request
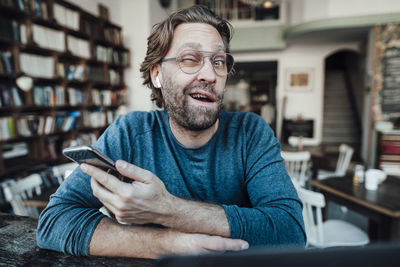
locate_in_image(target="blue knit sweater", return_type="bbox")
[37,110,306,256]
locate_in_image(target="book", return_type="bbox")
[32,24,65,52]
[19,53,55,78]
[2,142,28,159]
[54,3,79,30]
[20,24,28,44]
[11,87,23,107]
[1,51,13,73]
[11,20,20,41]
[1,86,13,107]
[67,35,90,59]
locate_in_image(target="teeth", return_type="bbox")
[191,93,208,99]
[191,93,211,101]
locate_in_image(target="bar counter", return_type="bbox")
[0,212,155,266]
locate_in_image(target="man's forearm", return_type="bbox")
[90,217,173,258]
[159,195,230,237]
[90,217,247,259]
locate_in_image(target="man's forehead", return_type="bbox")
[169,23,225,53]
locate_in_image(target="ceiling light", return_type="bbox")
[263,0,274,9]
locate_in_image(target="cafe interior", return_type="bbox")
[0,0,400,265]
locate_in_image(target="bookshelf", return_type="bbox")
[376,130,400,176]
[0,0,130,181]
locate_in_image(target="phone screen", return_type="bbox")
[70,150,116,171]
[63,146,131,183]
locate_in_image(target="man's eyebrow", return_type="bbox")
[214,44,225,51]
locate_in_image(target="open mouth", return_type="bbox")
[189,93,215,103]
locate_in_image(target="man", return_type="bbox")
[37,5,306,259]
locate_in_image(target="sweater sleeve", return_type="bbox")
[36,115,132,256]
[222,115,306,247]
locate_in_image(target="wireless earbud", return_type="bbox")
[155,76,161,88]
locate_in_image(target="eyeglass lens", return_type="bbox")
[177,50,234,76]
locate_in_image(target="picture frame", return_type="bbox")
[98,4,109,20]
[285,68,314,92]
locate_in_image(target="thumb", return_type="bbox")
[115,160,152,184]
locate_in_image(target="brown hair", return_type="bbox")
[140,5,233,108]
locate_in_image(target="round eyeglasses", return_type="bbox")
[161,50,234,76]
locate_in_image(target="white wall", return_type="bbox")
[289,0,400,25]
[118,0,153,111]
[119,0,176,111]
[68,0,121,24]
[68,0,159,112]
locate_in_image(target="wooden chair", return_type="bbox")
[295,185,369,248]
[2,174,43,218]
[318,144,354,180]
[52,162,78,184]
[281,151,311,187]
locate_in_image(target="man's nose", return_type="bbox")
[197,57,216,82]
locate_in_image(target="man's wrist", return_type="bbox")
[155,193,181,226]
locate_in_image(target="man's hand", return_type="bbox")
[80,160,174,224]
[172,231,249,255]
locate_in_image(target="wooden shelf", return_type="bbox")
[0,0,130,182]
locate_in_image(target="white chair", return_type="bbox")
[52,162,78,184]
[318,144,354,180]
[288,136,319,147]
[281,151,311,187]
[295,185,369,248]
[2,174,43,218]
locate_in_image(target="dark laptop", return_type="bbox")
[157,242,400,267]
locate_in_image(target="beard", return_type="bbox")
[161,77,225,131]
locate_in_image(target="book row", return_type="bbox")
[0,16,27,43]
[0,0,48,18]
[0,84,127,108]
[57,63,121,85]
[1,0,124,46]
[0,108,121,140]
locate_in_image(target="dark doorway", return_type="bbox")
[323,50,364,158]
[224,61,278,130]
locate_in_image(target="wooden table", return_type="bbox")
[309,175,400,241]
[0,212,155,266]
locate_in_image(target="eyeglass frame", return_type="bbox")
[160,49,235,76]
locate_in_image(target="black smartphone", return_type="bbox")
[62,145,130,183]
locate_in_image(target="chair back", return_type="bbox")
[52,162,78,184]
[296,186,326,247]
[281,151,311,186]
[2,174,42,217]
[335,144,354,176]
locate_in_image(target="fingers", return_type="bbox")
[192,235,249,252]
[115,160,154,184]
[81,164,125,194]
[90,177,119,214]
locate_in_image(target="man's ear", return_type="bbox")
[150,65,162,88]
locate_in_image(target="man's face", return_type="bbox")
[160,23,227,131]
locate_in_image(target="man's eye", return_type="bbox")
[213,59,225,67]
[179,53,201,63]
[181,57,199,63]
